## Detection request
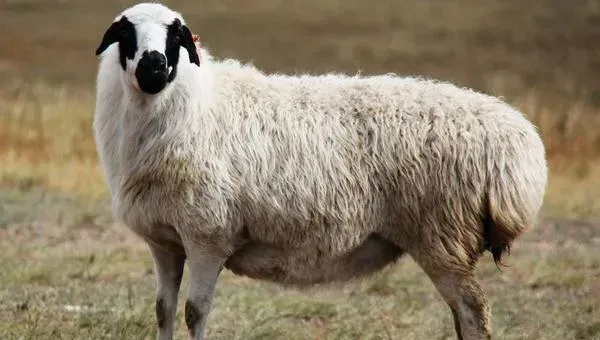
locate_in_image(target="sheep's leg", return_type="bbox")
[148,243,186,340]
[183,247,226,340]
[438,274,490,340]
[411,252,491,340]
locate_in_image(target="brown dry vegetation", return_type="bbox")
[1,0,600,339]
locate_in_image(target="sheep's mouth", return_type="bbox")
[136,67,169,94]
[136,72,168,94]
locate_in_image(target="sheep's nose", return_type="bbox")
[140,50,167,73]
[136,50,169,94]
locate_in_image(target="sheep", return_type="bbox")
[93,3,548,340]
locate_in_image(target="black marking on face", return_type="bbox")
[117,17,137,70]
[95,16,137,70]
[165,19,183,82]
[165,19,200,82]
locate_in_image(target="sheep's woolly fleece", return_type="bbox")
[100,43,546,284]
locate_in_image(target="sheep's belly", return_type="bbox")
[224,234,404,285]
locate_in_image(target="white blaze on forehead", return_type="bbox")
[136,22,168,55]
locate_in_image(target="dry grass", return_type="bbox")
[2,0,600,339]
[0,81,104,197]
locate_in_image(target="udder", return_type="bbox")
[224,234,404,286]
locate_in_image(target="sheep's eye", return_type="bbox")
[120,30,128,38]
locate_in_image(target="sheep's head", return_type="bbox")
[95,3,200,95]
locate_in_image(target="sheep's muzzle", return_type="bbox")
[136,50,169,94]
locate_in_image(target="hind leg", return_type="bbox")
[437,273,490,340]
[410,249,491,340]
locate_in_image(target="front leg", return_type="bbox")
[148,243,186,340]
[184,245,226,340]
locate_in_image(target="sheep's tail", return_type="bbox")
[482,172,545,267]
[482,191,514,267]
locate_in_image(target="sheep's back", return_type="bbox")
[205,68,546,257]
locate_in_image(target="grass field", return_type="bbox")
[1,0,600,339]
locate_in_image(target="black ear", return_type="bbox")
[181,25,200,66]
[96,20,121,56]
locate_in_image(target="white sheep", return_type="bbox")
[93,3,548,340]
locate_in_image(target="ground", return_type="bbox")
[1,192,599,339]
[1,0,600,339]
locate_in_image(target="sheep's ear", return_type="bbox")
[96,21,121,56]
[181,25,200,66]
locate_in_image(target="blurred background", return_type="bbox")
[1,1,599,339]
